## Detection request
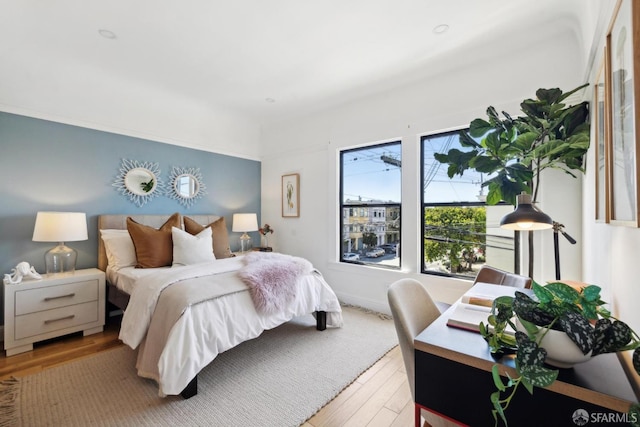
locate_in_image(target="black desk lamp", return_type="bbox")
[499,192,552,278]
[552,221,577,280]
[500,192,577,280]
[499,193,553,231]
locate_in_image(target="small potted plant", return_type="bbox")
[258,224,274,249]
[480,281,640,426]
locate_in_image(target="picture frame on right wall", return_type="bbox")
[606,0,640,227]
[282,173,300,217]
[595,58,608,223]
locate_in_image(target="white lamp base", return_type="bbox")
[45,243,77,275]
[239,233,251,253]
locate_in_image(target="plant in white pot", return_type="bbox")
[481,281,640,426]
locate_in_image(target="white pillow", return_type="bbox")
[100,229,137,270]
[172,226,215,266]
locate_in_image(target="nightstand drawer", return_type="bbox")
[14,280,99,315]
[14,301,99,340]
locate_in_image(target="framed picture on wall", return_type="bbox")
[607,0,640,227]
[282,173,300,217]
[595,58,608,222]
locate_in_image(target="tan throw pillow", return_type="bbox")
[127,213,181,268]
[184,216,233,259]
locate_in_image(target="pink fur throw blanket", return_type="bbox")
[238,252,313,314]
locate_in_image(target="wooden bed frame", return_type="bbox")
[97,214,327,398]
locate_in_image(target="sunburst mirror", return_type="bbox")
[113,159,164,207]
[167,166,207,208]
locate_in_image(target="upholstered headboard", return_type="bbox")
[97,214,222,271]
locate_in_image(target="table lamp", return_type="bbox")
[32,212,88,274]
[232,213,258,253]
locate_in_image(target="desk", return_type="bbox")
[414,283,638,427]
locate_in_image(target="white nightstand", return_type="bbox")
[3,268,106,356]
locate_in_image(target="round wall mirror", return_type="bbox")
[113,159,164,207]
[168,166,206,208]
[125,167,158,196]
[175,174,199,199]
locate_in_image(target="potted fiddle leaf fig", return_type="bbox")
[481,281,640,426]
[434,84,590,206]
[433,84,590,276]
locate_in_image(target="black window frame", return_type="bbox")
[420,130,517,278]
[339,140,401,269]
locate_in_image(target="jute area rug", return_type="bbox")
[5,306,397,427]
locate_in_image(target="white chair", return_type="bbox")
[388,278,456,427]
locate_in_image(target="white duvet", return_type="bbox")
[116,257,343,396]
[119,258,245,349]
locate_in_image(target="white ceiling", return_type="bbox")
[0,0,600,129]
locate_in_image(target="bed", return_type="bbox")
[97,213,343,398]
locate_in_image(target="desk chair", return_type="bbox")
[388,279,457,427]
[434,265,531,314]
[473,265,531,288]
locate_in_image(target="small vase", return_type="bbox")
[263,235,269,248]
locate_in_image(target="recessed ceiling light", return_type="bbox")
[433,24,449,35]
[265,98,276,103]
[98,29,117,39]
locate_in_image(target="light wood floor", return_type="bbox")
[0,318,414,427]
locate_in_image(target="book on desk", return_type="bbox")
[446,283,519,334]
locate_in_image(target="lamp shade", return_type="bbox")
[232,213,258,232]
[500,193,553,231]
[32,212,88,242]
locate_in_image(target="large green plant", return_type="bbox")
[434,84,590,206]
[481,282,640,426]
[433,84,590,277]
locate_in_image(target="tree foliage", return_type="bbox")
[433,85,590,206]
[362,232,378,248]
[424,206,486,273]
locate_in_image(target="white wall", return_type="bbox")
[581,1,640,339]
[0,56,262,161]
[260,25,586,314]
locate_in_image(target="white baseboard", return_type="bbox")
[335,292,391,316]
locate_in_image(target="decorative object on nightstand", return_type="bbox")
[32,212,88,275]
[3,261,42,285]
[3,268,106,356]
[258,223,274,250]
[232,213,258,253]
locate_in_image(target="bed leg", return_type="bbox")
[181,375,198,399]
[316,310,327,331]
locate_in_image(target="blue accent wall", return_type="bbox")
[0,111,261,286]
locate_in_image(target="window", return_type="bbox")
[421,130,515,278]
[340,141,401,268]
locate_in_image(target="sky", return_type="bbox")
[341,133,487,204]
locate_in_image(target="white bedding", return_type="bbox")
[106,265,170,294]
[116,256,343,396]
[120,258,245,349]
